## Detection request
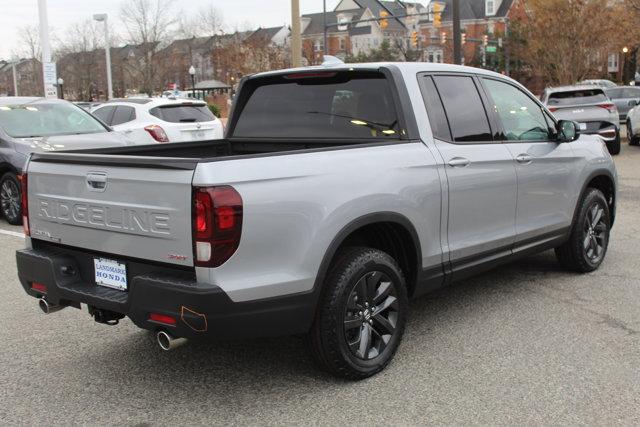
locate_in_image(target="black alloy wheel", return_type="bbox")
[0,173,22,225]
[343,271,399,361]
[582,201,608,265]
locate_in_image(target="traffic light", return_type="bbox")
[433,3,443,28]
[482,34,489,47]
[379,11,389,29]
[411,31,419,48]
[461,32,466,45]
[441,32,447,45]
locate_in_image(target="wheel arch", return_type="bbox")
[575,169,617,226]
[312,212,422,300]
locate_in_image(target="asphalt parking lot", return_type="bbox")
[0,142,639,425]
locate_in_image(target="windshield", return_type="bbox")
[0,102,107,138]
[232,71,401,140]
[547,89,608,106]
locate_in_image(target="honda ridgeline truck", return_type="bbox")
[16,63,617,379]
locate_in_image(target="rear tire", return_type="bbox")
[0,172,22,225]
[555,188,610,273]
[306,247,408,380]
[628,121,639,146]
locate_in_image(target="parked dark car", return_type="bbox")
[604,86,640,121]
[0,97,132,224]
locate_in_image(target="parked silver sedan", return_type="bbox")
[604,86,640,121]
[542,85,620,154]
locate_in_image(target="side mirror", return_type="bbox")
[557,120,580,143]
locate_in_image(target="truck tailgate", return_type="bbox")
[26,158,195,267]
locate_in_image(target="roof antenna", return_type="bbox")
[322,55,344,66]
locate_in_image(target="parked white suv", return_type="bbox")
[91,98,223,144]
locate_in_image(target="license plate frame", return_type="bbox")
[94,257,128,292]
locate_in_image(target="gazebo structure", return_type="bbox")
[188,79,232,100]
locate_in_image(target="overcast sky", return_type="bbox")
[0,0,357,59]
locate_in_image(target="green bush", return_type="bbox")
[208,103,221,118]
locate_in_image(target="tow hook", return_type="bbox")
[88,306,124,326]
[38,298,66,314]
[156,330,187,351]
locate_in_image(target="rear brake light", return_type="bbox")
[192,186,243,267]
[31,282,46,293]
[284,72,337,79]
[20,173,29,236]
[149,313,176,325]
[598,103,617,113]
[144,125,169,143]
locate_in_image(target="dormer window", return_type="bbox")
[486,0,496,16]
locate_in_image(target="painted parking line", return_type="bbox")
[0,229,25,239]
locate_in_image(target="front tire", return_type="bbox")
[0,172,22,225]
[555,188,610,273]
[307,247,408,380]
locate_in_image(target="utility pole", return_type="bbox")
[38,0,57,98]
[452,0,462,65]
[323,0,328,58]
[291,0,302,67]
[94,14,113,100]
[12,62,18,96]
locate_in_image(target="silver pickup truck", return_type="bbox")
[16,63,617,380]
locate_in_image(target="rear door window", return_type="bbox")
[432,75,492,143]
[150,104,215,123]
[111,106,136,126]
[92,106,116,125]
[547,89,607,106]
[232,71,401,140]
[420,76,452,141]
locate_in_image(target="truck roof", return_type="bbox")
[250,61,513,82]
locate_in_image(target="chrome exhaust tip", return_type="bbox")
[38,298,65,314]
[156,330,187,351]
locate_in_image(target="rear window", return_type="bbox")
[149,104,215,123]
[547,89,608,106]
[232,71,402,140]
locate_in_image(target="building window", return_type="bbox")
[486,0,495,16]
[339,38,346,51]
[608,53,619,73]
[427,49,444,64]
[314,39,324,52]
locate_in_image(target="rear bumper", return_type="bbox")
[16,248,316,340]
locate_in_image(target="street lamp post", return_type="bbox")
[93,13,113,100]
[189,66,196,99]
[57,77,64,99]
[623,47,630,84]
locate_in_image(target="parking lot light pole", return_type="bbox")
[57,77,64,99]
[189,66,196,98]
[93,13,113,100]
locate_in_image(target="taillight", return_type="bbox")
[144,125,169,143]
[598,103,617,113]
[548,107,558,113]
[192,186,243,267]
[20,173,29,236]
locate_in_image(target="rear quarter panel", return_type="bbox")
[193,142,442,302]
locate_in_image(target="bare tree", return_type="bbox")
[55,20,107,100]
[120,0,177,94]
[197,2,224,37]
[16,25,41,60]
